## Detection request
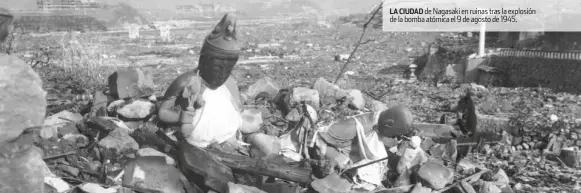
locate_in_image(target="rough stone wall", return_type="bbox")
[486,49,581,94]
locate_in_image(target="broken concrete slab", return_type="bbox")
[247,133,282,158]
[98,129,139,155]
[228,182,267,193]
[409,183,432,193]
[0,146,46,193]
[43,162,71,192]
[115,99,156,119]
[108,67,155,100]
[247,77,280,101]
[417,160,454,190]
[479,182,502,193]
[137,147,175,165]
[397,148,428,174]
[292,87,320,106]
[310,173,352,193]
[59,122,81,136]
[457,159,477,175]
[122,156,192,193]
[79,183,117,193]
[313,77,349,100]
[428,139,457,163]
[0,54,47,143]
[493,169,510,188]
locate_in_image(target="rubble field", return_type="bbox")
[10,20,581,193]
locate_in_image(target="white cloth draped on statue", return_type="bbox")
[185,84,242,148]
[350,117,389,189]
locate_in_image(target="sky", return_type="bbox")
[0,0,382,15]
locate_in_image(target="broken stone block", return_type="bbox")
[79,183,117,193]
[313,77,348,100]
[122,156,189,193]
[137,147,175,165]
[108,67,155,100]
[410,183,432,193]
[479,182,501,193]
[397,147,428,174]
[115,99,156,119]
[457,159,476,175]
[500,186,514,193]
[98,129,139,155]
[39,126,58,140]
[310,173,352,193]
[0,54,47,143]
[493,169,510,187]
[346,89,365,110]
[420,138,437,151]
[428,140,457,163]
[42,110,84,140]
[417,160,454,190]
[292,87,320,106]
[247,133,281,158]
[228,182,267,193]
[44,162,71,192]
[247,77,279,101]
[0,146,46,193]
[59,122,81,136]
[44,175,71,192]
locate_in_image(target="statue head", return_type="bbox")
[198,13,240,89]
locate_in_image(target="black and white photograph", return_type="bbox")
[0,0,579,192]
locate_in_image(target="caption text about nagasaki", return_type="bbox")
[388,8,537,24]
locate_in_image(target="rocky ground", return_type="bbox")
[9,19,581,192]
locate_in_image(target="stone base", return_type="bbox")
[0,146,45,193]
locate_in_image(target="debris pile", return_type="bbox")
[2,58,581,193]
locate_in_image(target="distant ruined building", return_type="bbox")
[176,3,236,14]
[37,0,100,11]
